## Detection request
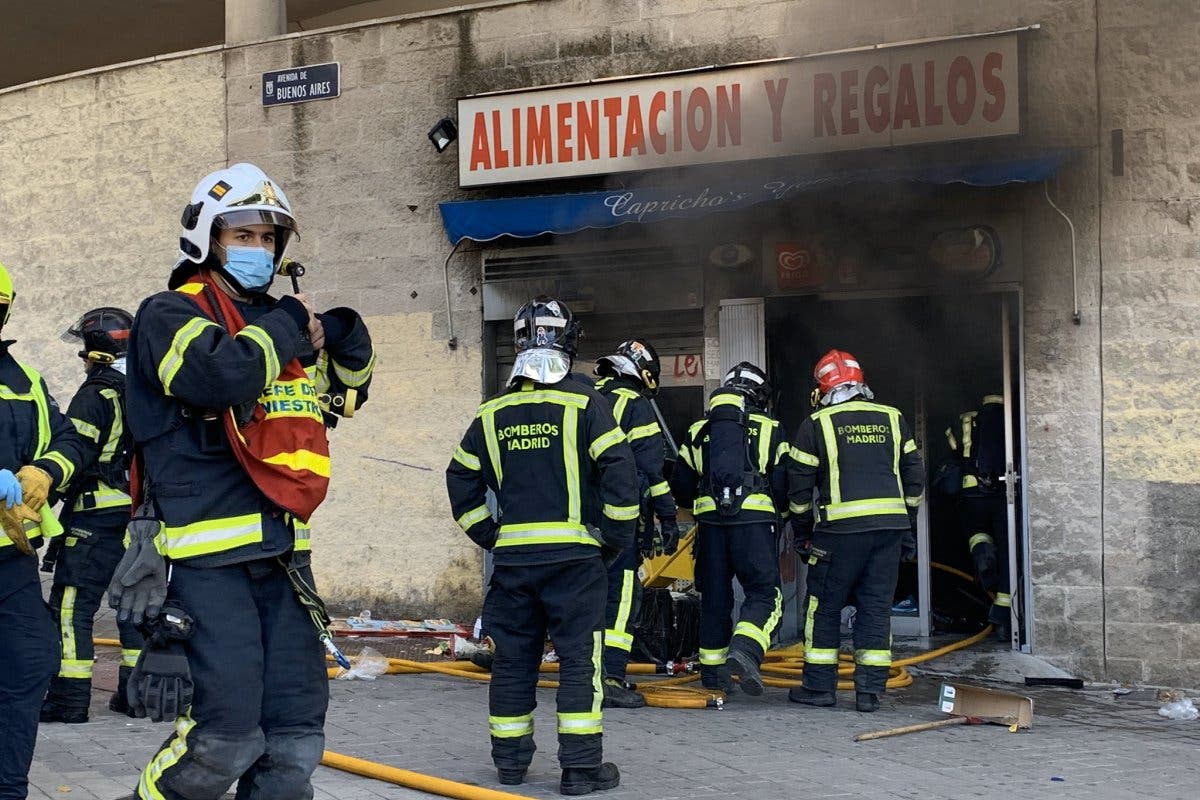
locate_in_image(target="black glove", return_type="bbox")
[658,517,679,556]
[637,523,662,559]
[128,642,193,722]
[108,504,167,626]
[129,604,195,722]
[901,530,917,563]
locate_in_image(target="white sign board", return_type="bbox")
[459,33,1020,187]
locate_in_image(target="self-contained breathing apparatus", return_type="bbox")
[703,363,772,518]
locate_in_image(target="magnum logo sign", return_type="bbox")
[458,33,1022,187]
[776,240,826,290]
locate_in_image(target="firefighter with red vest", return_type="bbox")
[40,307,144,725]
[786,350,923,713]
[110,163,374,800]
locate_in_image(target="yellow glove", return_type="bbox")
[16,465,52,511]
[0,503,40,556]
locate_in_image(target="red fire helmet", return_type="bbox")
[813,349,865,395]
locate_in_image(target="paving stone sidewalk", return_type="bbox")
[27,640,1200,800]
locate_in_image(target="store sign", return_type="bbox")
[661,354,705,388]
[458,33,1020,187]
[262,62,340,107]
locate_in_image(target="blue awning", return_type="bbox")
[439,150,1071,245]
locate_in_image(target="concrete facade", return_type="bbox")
[0,0,1196,685]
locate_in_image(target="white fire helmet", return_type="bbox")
[172,163,298,288]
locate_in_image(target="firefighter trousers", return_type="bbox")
[602,544,641,682]
[695,522,783,685]
[803,530,901,694]
[483,556,606,771]
[44,512,143,711]
[135,557,329,800]
[0,555,60,800]
[959,492,1012,624]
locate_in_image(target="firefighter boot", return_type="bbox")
[560,763,620,796]
[726,648,764,696]
[856,692,880,713]
[701,664,736,695]
[788,687,836,706]
[498,767,527,786]
[602,677,646,709]
[39,702,89,724]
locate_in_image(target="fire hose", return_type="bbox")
[93,560,994,797]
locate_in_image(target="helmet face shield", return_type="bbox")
[213,209,297,267]
[62,307,134,361]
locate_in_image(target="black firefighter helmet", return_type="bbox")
[722,361,771,410]
[62,307,134,365]
[595,338,661,395]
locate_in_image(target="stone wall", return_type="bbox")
[2,0,1197,683]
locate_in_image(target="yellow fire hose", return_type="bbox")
[93,558,995,794]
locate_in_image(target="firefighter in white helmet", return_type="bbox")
[111,163,374,800]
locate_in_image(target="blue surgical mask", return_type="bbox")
[222,246,276,292]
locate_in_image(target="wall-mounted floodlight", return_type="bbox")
[428,117,458,153]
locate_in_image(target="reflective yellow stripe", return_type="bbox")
[331,349,376,388]
[733,587,782,651]
[945,427,958,451]
[903,439,918,454]
[855,648,892,667]
[558,711,603,735]
[776,440,790,465]
[983,394,1004,405]
[158,317,218,396]
[969,533,994,550]
[960,412,976,459]
[755,419,774,473]
[99,388,124,464]
[605,570,635,652]
[162,513,261,559]
[42,451,75,487]
[293,518,312,552]
[649,481,670,497]
[905,494,923,508]
[709,393,743,410]
[139,714,198,800]
[489,713,534,738]
[603,503,639,521]
[627,422,660,442]
[494,523,597,548]
[235,324,281,389]
[994,592,1012,608]
[177,283,205,295]
[693,497,716,515]
[789,448,820,467]
[806,648,840,665]
[590,629,603,716]
[482,409,503,484]
[612,392,631,426]
[480,389,587,415]
[564,405,581,524]
[122,648,141,668]
[823,498,908,521]
[588,426,625,460]
[790,500,813,515]
[452,446,481,471]
[456,504,492,532]
[261,448,331,478]
[741,494,775,513]
[60,586,77,664]
[818,414,841,505]
[698,647,728,666]
[70,418,101,442]
[888,409,904,502]
[58,659,93,679]
[962,475,980,489]
[73,485,132,512]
